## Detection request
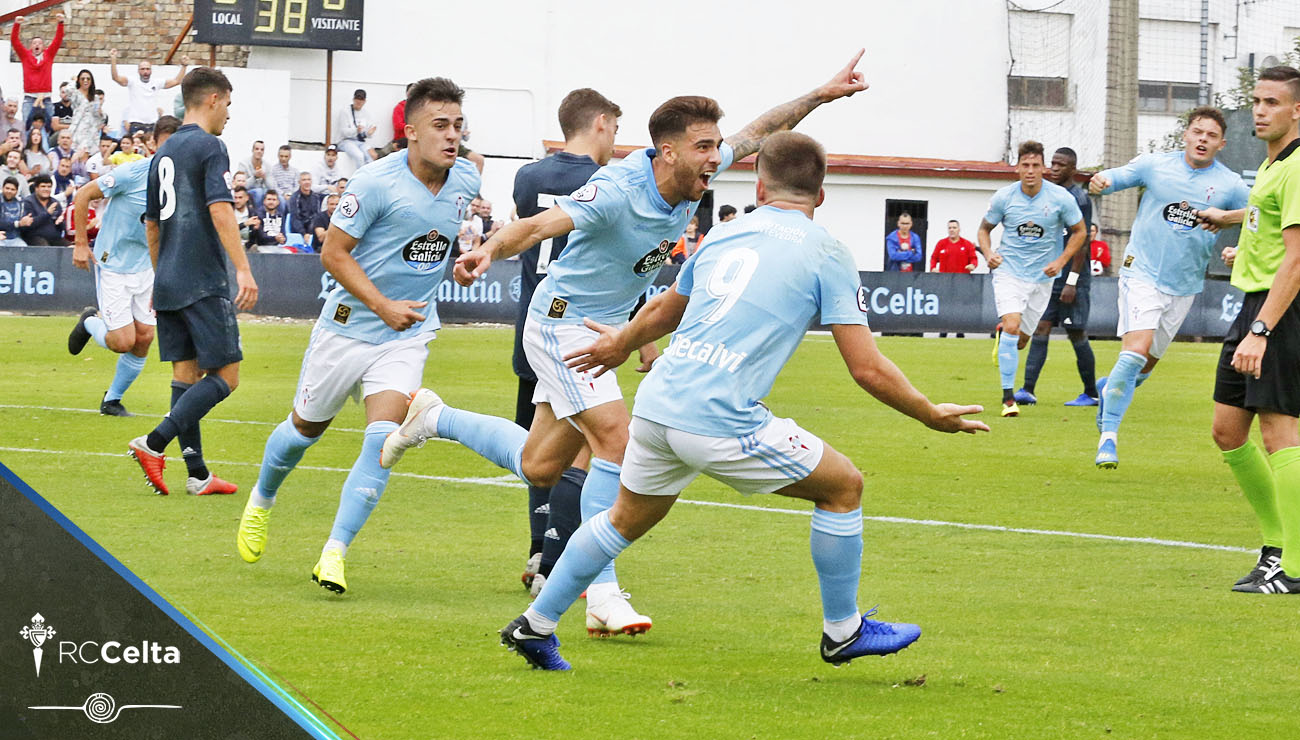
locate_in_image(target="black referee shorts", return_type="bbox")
[1214,290,1300,417]
[156,295,243,370]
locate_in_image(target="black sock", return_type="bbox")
[147,375,230,454]
[528,486,549,557]
[1072,334,1097,397]
[1023,334,1049,393]
[164,381,209,479]
[1003,387,1015,403]
[539,466,587,578]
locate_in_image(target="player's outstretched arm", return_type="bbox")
[832,323,989,434]
[321,224,426,331]
[209,201,259,311]
[1197,206,1246,233]
[724,49,867,160]
[71,180,104,270]
[565,287,690,377]
[976,219,1001,269]
[454,205,574,286]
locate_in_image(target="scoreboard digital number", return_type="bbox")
[194,0,364,51]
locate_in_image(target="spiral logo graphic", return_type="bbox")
[29,692,181,724]
[83,693,116,723]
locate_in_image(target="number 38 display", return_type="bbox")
[194,0,364,51]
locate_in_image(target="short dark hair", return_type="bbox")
[154,115,182,139]
[1259,65,1300,103]
[1054,146,1078,164]
[743,204,757,214]
[718,204,737,219]
[405,77,465,121]
[30,173,52,188]
[99,133,116,143]
[264,189,279,198]
[756,133,827,198]
[648,96,723,148]
[557,88,622,139]
[278,144,292,153]
[254,139,264,145]
[2,176,18,189]
[948,219,960,226]
[1017,140,1044,161]
[181,67,233,110]
[232,185,248,194]
[1185,106,1227,135]
[898,211,913,221]
[6,127,19,136]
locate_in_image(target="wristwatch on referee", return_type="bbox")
[1249,320,1272,338]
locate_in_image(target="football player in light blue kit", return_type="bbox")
[1088,106,1250,469]
[235,78,481,594]
[977,140,1087,418]
[67,120,182,417]
[381,52,870,636]
[496,132,988,670]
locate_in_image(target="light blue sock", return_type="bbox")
[256,415,321,500]
[532,510,629,622]
[436,406,531,484]
[104,352,146,402]
[998,331,1020,390]
[580,458,622,585]
[327,421,398,546]
[85,315,109,350]
[1101,351,1146,434]
[811,507,863,623]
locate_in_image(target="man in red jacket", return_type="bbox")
[11,11,65,133]
[930,219,979,273]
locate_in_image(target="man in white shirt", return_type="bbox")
[236,140,269,203]
[85,135,117,180]
[108,49,187,136]
[333,88,376,167]
[310,144,345,194]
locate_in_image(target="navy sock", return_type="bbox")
[147,374,230,453]
[540,466,586,578]
[1023,334,1049,392]
[1072,334,1097,397]
[168,381,207,480]
[528,485,550,557]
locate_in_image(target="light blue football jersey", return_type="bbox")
[1098,151,1250,296]
[530,142,735,325]
[633,205,868,438]
[983,180,1084,282]
[93,157,152,275]
[320,151,480,343]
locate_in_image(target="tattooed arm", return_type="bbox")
[725,49,868,160]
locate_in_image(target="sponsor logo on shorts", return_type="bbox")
[339,193,359,218]
[633,240,672,275]
[402,229,451,272]
[1162,201,1198,231]
[333,304,351,324]
[1016,221,1044,239]
[570,184,597,202]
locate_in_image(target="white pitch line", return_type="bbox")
[0,446,1252,554]
[0,403,452,442]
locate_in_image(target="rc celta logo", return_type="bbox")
[20,612,55,677]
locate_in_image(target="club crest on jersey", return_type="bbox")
[339,193,359,218]
[222,170,233,190]
[857,286,870,313]
[633,240,672,275]
[1205,185,1215,202]
[403,229,452,272]
[100,174,116,189]
[1016,221,1044,239]
[570,184,597,202]
[1162,201,1198,231]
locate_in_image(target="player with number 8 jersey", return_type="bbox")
[128,68,256,497]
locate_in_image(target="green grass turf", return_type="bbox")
[1,315,1294,739]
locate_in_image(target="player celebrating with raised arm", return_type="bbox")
[977,140,1086,418]
[1088,106,1250,470]
[67,115,182,418]
[1202,66,1300,593]
[128,69,257,496]
[235,78,481,594]
[498,132,988,671]
[380,52,868,636]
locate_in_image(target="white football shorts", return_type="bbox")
[293,323,434,423]
[621,415,826,497]
[991,269,1053,330]
[1117,275,1196,358]
[522,317,624,420]
[94,265,155,331]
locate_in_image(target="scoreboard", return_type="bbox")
[194,0,364,51]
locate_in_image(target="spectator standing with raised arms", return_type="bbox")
[109,49,188,137]
[11,11,65,131]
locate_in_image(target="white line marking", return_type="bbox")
[0,446,1252,554]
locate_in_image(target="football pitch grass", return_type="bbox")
[2,315,1295,739]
